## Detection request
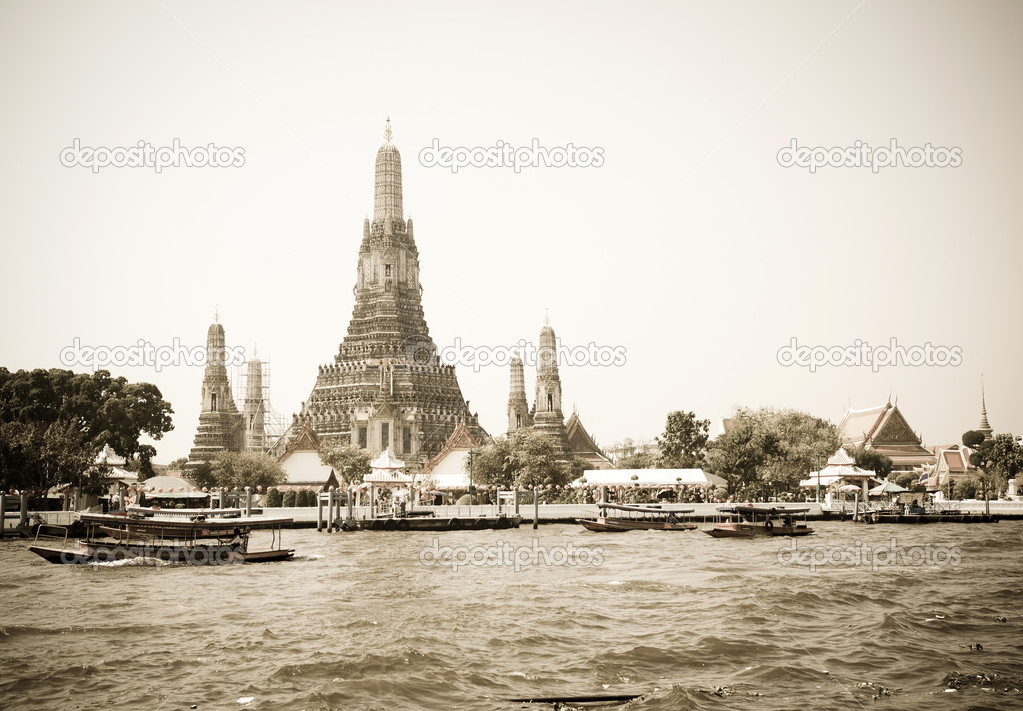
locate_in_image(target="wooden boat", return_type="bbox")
[578,502,697,532]
[29,509,295,565]
[705,505,814,538]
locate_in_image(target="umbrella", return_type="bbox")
[869,480,910,495]
[838,484,862,493]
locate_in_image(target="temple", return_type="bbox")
[977,378,994,441]
[838,398,936,474]
[186,318,245,469]
[505,315,610,467]
[296,120,485,469]
[526,315,570,452]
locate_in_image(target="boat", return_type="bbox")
[578,502,698,532]
[705,505,814,538]
[29,508,296,565]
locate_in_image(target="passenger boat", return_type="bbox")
[578,502,697,532]
[705,505,814,538]
[29,508,295,565]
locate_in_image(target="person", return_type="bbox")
[228,528,246,552]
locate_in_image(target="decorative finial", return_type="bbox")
[544,308,550,325]
[215,304,219,323]
[384,116,392,143]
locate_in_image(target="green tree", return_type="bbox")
[282,490,297,507]
[656,411,710,468]
[207,451,287,490]
[318,441,371,487]
[264,488,284,507]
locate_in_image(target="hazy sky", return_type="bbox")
[1,1,1020,463]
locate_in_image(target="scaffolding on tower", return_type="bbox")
[233,355,288,457]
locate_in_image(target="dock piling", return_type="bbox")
[533,486,538,530]
[514,487,520,516]
[0,493,5,539]
[317,490,324,532]
[20,491,28,528]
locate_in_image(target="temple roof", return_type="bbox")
[840,401,921,447]
[285,419,323,455]
[421,417,483,474]
[370,447,406,471]
[565,411,607,460]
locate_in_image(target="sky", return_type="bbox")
[1,0,1020,464]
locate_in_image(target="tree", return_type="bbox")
[962,430,986,449]
[704,415,778,496]
[845,445,893,480]
[318,441,371,487]
[167,457,189,471]
[0,368,174,494]
[703,407,839,497]
[470,429,579,489]
[207,451,287,490]
[616,451,658,469]
[953,475,982,500]
[656,411,710,468]
[973,433,1023,496]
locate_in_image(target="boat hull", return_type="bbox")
[578,518,697,532]
[30,543,293,565]
[705,524,814,538]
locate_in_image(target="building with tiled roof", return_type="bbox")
[565,411,612,470]
[838,398,936,473]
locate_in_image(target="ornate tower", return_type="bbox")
[298,120,485,469]
[242,356,266,452]
[530,314,570,452]
[507,352,532,433]
[187,318,244,467]
[978,377,994,441]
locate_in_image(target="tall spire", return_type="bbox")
[507,350,531,433]
[978,375,993,440]
[373,117,403,223]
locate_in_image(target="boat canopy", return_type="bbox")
[716,505,810,515]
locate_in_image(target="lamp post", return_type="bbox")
[467,450,477,515]
[815,454,822,504]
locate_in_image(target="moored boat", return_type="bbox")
[705,505,814,538]
[578,502,698,532]
[29,509,295,565]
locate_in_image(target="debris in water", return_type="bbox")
[237,698,254,704]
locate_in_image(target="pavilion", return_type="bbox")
[799,447,879,500]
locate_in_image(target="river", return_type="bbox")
[2,521,1021,710]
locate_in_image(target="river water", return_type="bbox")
[2,521,1022,711]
